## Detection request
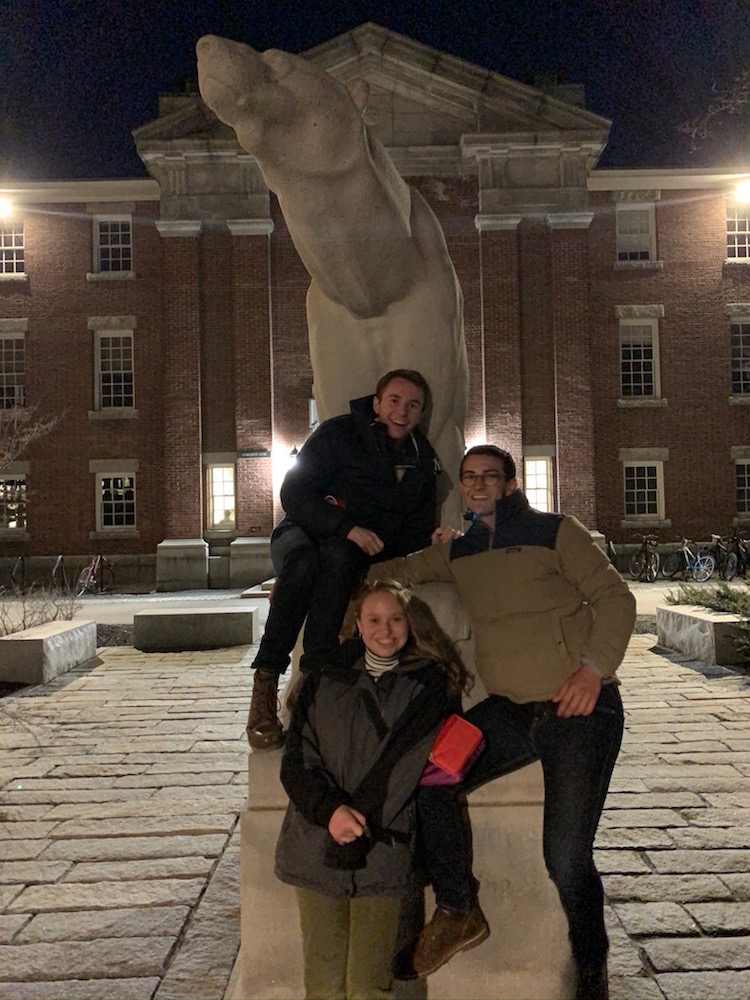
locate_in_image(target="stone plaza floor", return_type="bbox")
[1,622,750,998]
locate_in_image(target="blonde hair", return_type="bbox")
[352,580,473,697]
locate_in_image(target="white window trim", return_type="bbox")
[726,198,750,262]
[90,328,137,418]
[619,317,661,401]
[621,459,666,524]
[89,214,134,278]
[616,203,656,263]
[523,455,554,513]
[735,458,750,521]
[206,463,237,533]
[89,460,139,537]
[730,315,750,399]
[0,471,28,534]
[0,329,26,410]
[0,218,25,276]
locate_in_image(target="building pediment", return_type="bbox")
[307,23,610,148]
[133,22,611,218]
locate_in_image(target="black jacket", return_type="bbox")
[275,638,456,898]
[273,395,441,559]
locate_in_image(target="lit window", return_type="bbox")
[620,320,660,398]
[737,461,750,515]
[623,463,664,519]
[95,332,134,409]
[0,220,24,274]
[0,335,25,408]
[731,321,750,395]
[95,216,132,273]
[524,457,553,512]
[616,205,655,261]
[208,465,235,530]
[0,476,26,530]
[727,200,750,259]
[98,474,136,530]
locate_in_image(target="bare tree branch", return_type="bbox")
[0,406,58,473]
[678,69,750,152]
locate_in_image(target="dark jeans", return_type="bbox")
[252,527,369,678]
[418,683,624,970]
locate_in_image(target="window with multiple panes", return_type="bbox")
[731,321,750,395]
[737,461,750,515]
[0,335,24,408]
[623,462,663,519]
[523,457,554,513]
[95,216,132,273]
[620,320,659,398]
[95,331,134,409]
[727,200,750,259]
[0,476,27,530]
[616,205,655,261]
[98,474,136,530]
[0,220,24,274]
[207,465,236,530]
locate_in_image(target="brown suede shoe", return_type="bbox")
[411,903,490,978]
[246,671,284,751]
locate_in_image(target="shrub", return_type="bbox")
[666,582,750,661]
[0,584,81,637]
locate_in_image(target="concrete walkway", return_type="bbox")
[1,593,750,998]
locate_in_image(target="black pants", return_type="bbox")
[252,527,369,677]
[417,683,624,970]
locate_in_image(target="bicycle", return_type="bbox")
[628,534,660,582]
[51,554,70,593]
[705,534,738,581]
[661,538,716,583]
[605,538,618,568]
[77,554,115,596]
[730,531,750,579]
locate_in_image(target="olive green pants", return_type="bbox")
[295,887,402,1000]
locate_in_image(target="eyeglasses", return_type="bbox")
[459,471,505,486]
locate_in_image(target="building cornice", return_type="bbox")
[0,179,159,204]
[589,168,750,192]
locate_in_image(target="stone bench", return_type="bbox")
[133,606,258,652]
[0,619,97,684]
[229,582,573,999]
[656,604,746,666]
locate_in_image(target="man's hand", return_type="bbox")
[431,526,463,544]
[347,526,385,556]
[552,666,602,718]
[328,805,367,844]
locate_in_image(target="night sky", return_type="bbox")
[4,0,750,182]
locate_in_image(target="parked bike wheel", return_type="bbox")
[646,551,660,581]
[99,563,115,593]
[661,551,683,579]
[721,552,738,581]
[77,567,95,596]
[692,555,716,583]
[628,552,646,580]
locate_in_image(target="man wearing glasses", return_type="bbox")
[370,445,634,1000]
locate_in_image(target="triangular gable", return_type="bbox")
[134,22,610,153]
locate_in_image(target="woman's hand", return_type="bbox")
[552,666,601,718]
[328,805,367,844]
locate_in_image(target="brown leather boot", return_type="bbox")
[411,903,490,978]
[246,670,284,751]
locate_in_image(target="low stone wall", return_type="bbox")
[133,606,259,652]
[0,620,97,684]
[656,604,746,666]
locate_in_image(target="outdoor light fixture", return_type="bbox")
[0,198,13,218]
[735,181,750,203]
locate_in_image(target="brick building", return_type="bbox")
[1,24,749,587]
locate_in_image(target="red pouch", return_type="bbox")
[419,715,485,786]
